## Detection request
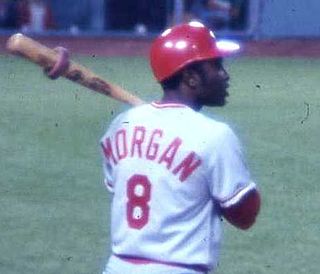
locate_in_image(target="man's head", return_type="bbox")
[150,21,237,110]
[160,58,229,108]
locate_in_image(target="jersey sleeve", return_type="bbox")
[101,154,114,193]
[210,125,256,204]
[99,112,126,193]
[100,125,116,194]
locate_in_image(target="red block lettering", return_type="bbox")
[173,152,202,182]
[116,129,128,160]
[101,137,118,165]
[146,129,163,160]
[158,137,182,169]
[131,126,146,158]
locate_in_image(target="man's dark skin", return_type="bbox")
[160,58,230,111]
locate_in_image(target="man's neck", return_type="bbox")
[161,90,202,111]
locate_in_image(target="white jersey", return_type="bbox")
[100,102,255,271]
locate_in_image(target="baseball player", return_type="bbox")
[100,21,261,274]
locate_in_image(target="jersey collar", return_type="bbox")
[151,101,188,109]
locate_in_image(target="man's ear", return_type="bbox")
[182,69,200,89]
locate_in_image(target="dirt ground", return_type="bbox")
[1,36,320,57]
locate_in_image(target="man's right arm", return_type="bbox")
[219,183,261,230]
[210,125,261,230]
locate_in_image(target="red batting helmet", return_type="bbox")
[150,21,237,82]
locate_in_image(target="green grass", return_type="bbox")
[1,55,319,274]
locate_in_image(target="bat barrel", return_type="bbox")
[6,33,145,106]
[6,33,58,69]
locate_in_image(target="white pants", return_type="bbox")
[102,255,207,274]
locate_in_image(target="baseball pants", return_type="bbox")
[102,255,208,274]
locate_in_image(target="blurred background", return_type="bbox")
[0,0,319,39]
[1,2,320,274]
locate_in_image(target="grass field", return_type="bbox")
[1,55,319,274]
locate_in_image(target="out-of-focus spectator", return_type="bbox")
[134,0,167,34]
[229,0,248,30]
[89,0,104,31]
[107,0,134,30]
[191,0,231,30]
[167,0,195,27]
[0,0,10,27]
[49,0,90,33]
[107,0,166,34]
[133,0,150,35]
[0,0,18,28]
[191,0,248,30]
[16,0,55,33]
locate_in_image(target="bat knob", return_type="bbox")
[44,47,70,80]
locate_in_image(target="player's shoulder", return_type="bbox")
[117,103,152,120]
[193,112,240,150]
[196,111,233,134]
[107,103,152,127]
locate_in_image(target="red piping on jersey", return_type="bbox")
[151,101,187,109]
[114,253,209,273]
[104,179,113,190]
[217,182,256,206]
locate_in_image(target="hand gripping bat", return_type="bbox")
[6,33,145,106]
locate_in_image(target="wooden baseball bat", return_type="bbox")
[6,33,145,106]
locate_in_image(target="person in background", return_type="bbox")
[0,0,10,27]
[0,0,18,29]
[166,0,195,27]
[228,0,248,30]
[16,0,55,33]
[107,0,166,34]
[133,0,167,35]
[191,0,232,30]
[190,0,247,30]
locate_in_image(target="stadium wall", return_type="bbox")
[259,0,320,38]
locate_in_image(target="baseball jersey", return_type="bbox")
[100,101,256,271]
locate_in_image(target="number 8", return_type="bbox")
[126,174,151,229]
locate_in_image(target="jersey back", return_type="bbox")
[100,102,252,270]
